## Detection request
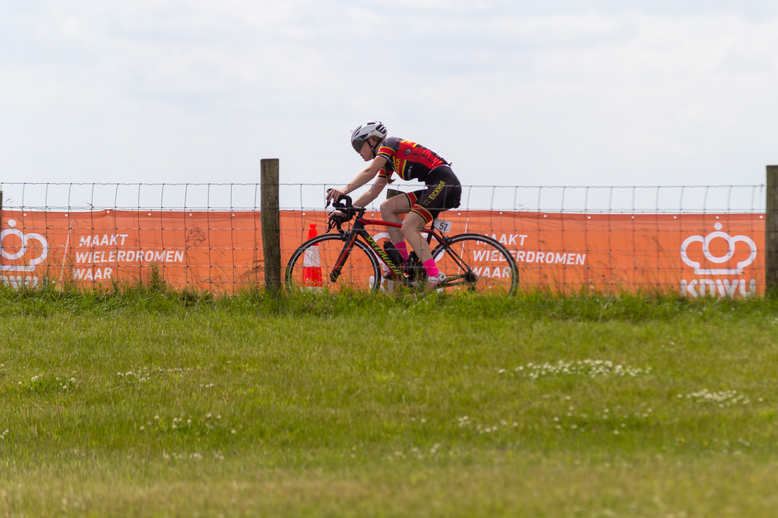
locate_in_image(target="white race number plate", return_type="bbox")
[432,219,452,233]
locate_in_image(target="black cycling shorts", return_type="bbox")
[405,165,462,224]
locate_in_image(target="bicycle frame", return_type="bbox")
[330,214,440,284]
[328,211,479,292]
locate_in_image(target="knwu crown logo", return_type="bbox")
[680,222,757,275]
[1,219,49,288]
[680,223,757,297]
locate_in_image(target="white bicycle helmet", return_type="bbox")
[350,120,387,154]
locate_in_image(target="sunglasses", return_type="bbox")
[352,139,365,153]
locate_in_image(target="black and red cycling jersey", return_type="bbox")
[376,137,450,182]
[374,136,461,224]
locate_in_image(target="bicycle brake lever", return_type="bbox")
[327,219,344,234]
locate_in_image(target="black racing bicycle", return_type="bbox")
[285,194,519,294]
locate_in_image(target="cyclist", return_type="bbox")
[326,120,462,290]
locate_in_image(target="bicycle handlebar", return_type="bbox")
[326,189,366,232]
[326,189,353,209]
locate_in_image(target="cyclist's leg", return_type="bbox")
[402,211,444,289]
[405,171,462,278]
[400,211,432,262]
[379,193,412,247]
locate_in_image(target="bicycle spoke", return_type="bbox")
[286,234,381,293]
[432,234,519,295]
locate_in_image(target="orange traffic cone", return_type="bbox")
[302,224,323,288]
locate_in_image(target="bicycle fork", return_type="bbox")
[329,231,359,282]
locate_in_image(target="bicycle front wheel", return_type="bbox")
[286,234,382,293]
[431,233,519,295]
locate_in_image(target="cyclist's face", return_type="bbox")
[358,140,373,161]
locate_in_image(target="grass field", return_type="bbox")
[1,288,778,517]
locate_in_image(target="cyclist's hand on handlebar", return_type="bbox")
[327,209,349,232]
[326,188,354,209]
[326,188,346,205]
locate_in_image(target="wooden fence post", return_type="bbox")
[261,159,281,294]
[766,166,778,294]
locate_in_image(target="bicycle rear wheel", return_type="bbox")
[431,233,519,295]
[286,234,382,293]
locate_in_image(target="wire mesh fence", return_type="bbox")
[0,182,766,296]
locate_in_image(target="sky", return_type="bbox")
[2,0,778,206]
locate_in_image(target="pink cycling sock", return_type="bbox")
[395,242,410,261]
[423,258,439,278]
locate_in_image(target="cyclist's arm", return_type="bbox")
[326,156,387,203]
[352,176,388,207]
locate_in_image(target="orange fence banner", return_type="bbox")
[0,209,764,297]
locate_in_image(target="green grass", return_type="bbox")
[2,287,778,516]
